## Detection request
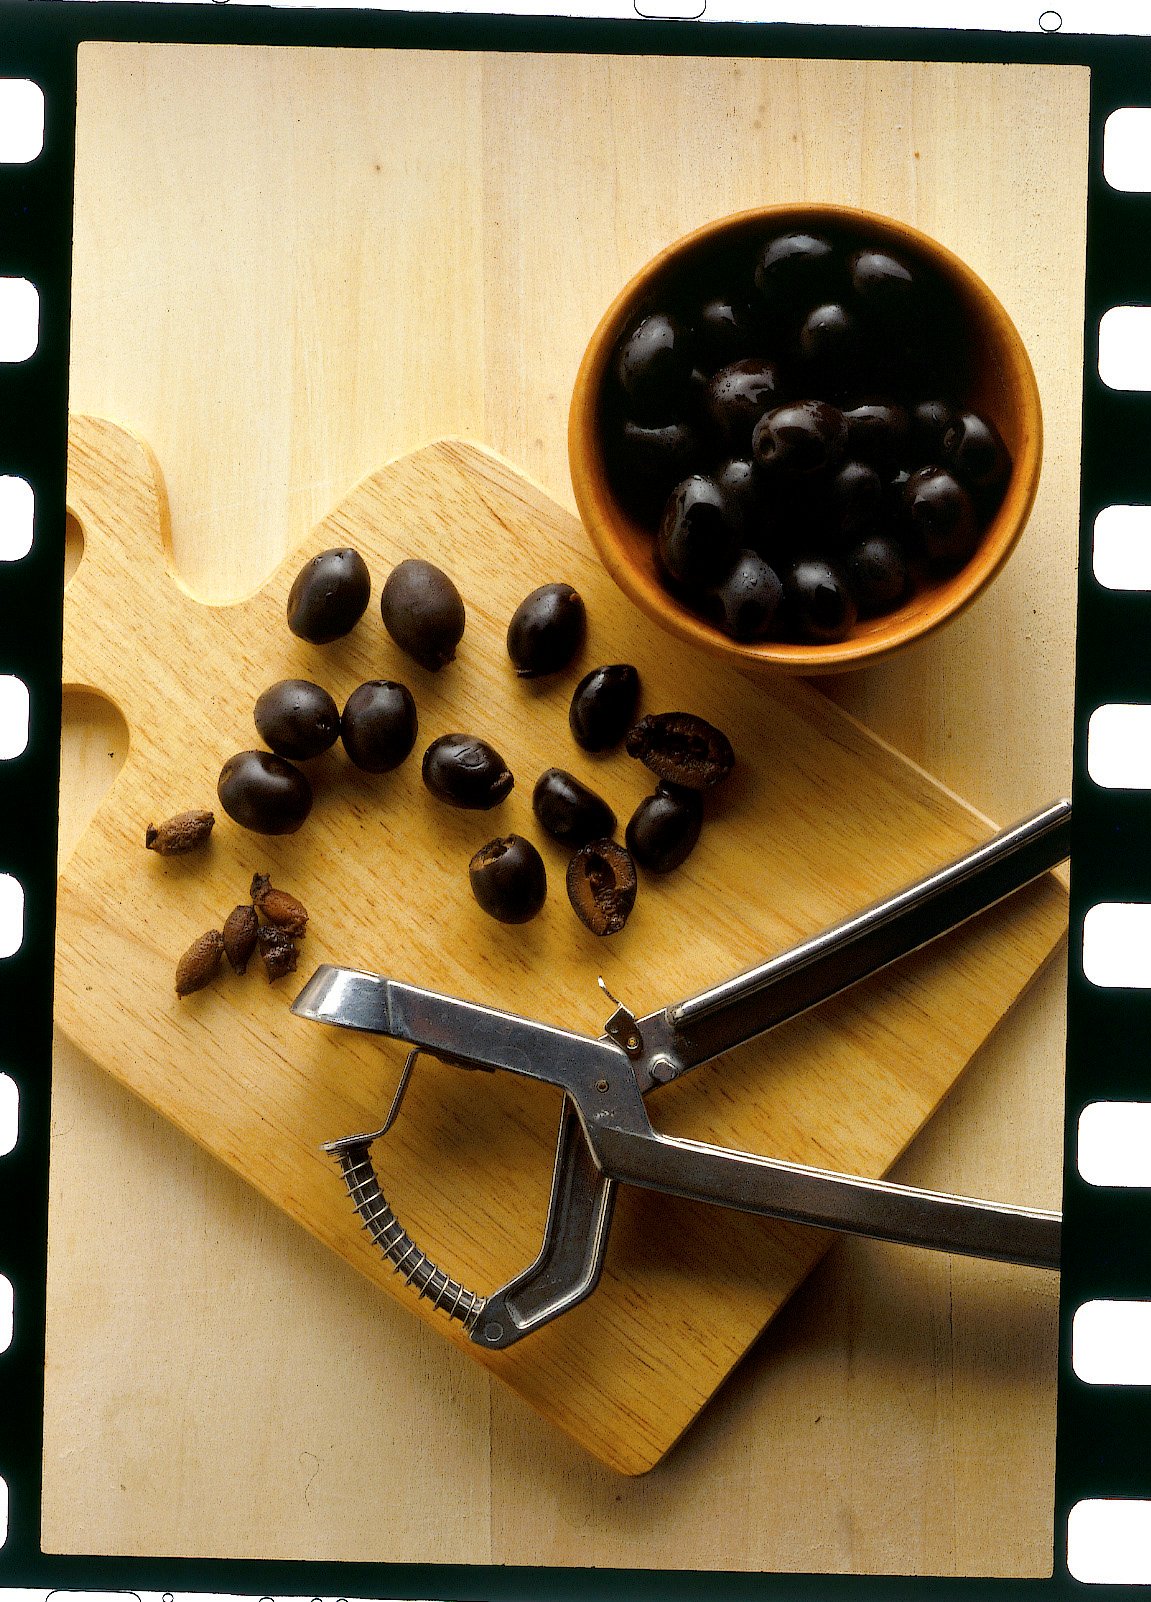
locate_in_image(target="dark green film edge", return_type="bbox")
[0,8,1140,1599]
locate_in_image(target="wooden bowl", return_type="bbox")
[568,204,1042,676]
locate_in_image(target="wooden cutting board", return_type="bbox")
[54,412,1067,1476]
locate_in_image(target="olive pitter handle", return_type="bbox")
[324,1094,619,1350]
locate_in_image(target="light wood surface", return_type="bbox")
[45,43,1088,1572]
[54,412,1066,1476]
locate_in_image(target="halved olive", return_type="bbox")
[625,712,734,790]
[566,839,638,936]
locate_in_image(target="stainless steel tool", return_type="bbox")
[293,798,1071,1349]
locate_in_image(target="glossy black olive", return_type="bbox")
[253,679,340,760]
[286,547,371,644]
[942,410,1011,494]
[612,417,706,518]
[844,534,911,617]
[849,248,918,318]
[569,664,641,752]
[217,750,313,835]
[909,398,958,462]
[798,303,862,372]
[566,838,638,936]
[625,783,703,873]
[507,583,587,678]
[340,680,418,772]
[422,733,513,810]
[903,466,980,568]
[707,549,783,641]
[713,457,764,535]
[754,231,839,303]
[532,768,617,847]
[783,557,858,643]
[842,399,910,470]
[614,311,695,420]
[827,459,883,542]
[704,358,785,451]
[752,400,848,479]
[625,712,735,789]
[657,475,741,590]
[469,835,547,924]
[380,558,465,672]
[695,294,763,368]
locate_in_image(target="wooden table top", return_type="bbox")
[45,42,1088,1576]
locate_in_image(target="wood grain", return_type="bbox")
[54,414,1066,1477]
[46,44,1088,1571]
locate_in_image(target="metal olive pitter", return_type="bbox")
[293,800,1070,1350]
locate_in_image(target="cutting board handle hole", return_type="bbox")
[64,510,85,588]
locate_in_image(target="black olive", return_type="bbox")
[798,303,862,373]
[532,768,617,848]
[569,664,641,752]
[695,294,763,368]
[566,838,638,936]
[422,733,513,810]
[942,410,1011,494]
[754,232,839,304]
[217,750,313,835]
[713,457,764,536]
[844,534,911,617]
[827,459,883,542]
[611,416,706,519]
[286,547,371,644]
[340,681,418,772]
[849,248,918,319]
[614,312,695,421]
[752,400,847,479]
[626,784,703,873]
[507,583,586,678]
[842,399,910,471]
[703,358,785,452]
[657,476,741,590]
[380,558,465,672]
[903,466,980,569]
[253,679,340,760]
[625,712,734,789]
[783,557,858,643]
[909,398,958,462]
[469,835,547,924]
[707,549,783,642]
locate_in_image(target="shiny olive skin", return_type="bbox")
[612,416,706,519]
[704,358,785,451]
[695,294,762,367]
[909,398,958,460]
[614,312,695,420]
[845,534,911,617]
[842,399,910,471]
[217,750,313,834]
[286,547,371,643]
[903,466,980,568]
[942,410,1011,494]
[657,475,740,590]
[469,835,547,924]
[507,583,586,678]
[380,558,465,671]
[754,231,838,303]
[532,768,617,848]
[783,557,858,643]
[253,679,340,760]
[626,783,703,873]
[422,733,513,810]
[569,664,641,752]
[707,549,783,642]
[849,248,918,318]
[827,459,883,541]
[752,400,848,479]
[798,303,862,372]
[340,680,418,772]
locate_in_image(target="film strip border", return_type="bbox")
[0,15,1147,1602]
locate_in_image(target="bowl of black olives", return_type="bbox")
[569,204,1042,674]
